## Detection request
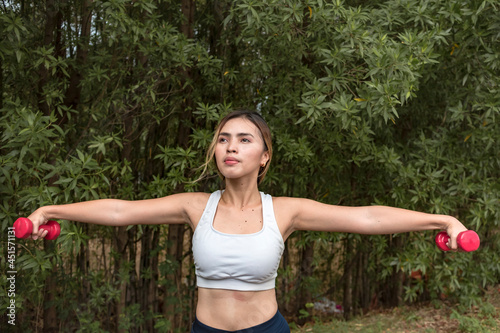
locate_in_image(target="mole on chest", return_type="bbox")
[214,207,263,234]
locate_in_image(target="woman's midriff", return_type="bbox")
[196,287,278,330]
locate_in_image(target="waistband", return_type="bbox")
[191,310,290,333]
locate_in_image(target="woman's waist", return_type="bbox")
[196,288,278,330]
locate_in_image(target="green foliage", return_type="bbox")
[1,0,499,331]
[450,308,492,333]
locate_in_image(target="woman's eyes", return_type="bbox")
[218,137,251,143]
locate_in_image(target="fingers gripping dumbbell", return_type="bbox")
[14,217,61,240]
[435,230,480,252]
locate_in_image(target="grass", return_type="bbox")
[291,285,500,333]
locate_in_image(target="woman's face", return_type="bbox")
[215,117,269,182]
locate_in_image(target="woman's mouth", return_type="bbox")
[224,157,239,165]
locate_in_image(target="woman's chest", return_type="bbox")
[213,204,264,234]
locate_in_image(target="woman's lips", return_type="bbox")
[224,157,239,165]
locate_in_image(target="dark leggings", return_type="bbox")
[190,310,290,333]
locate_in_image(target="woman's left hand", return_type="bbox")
[444,217,468,250]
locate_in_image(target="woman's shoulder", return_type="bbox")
[270,195,309,214]
[271,195,327,218]
[165,192,213,227]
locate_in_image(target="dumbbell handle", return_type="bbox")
[14,217,61,240]
[435,230,480,252]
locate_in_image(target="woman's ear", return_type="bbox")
[260,151,270,167]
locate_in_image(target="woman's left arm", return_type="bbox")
[279,197,468,249]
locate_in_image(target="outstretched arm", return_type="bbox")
[27,192,204,240]
[278,197,468,249]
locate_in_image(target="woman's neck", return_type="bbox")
[222,180,261,209]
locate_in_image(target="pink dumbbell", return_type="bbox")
[435,230,480,252]
[14,217,61,240]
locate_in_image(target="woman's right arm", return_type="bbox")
[27,192,206,240]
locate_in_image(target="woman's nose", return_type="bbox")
[227,141,237,153]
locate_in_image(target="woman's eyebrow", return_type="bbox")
[219,132,255,138]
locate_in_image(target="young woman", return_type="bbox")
[27,110,468,332]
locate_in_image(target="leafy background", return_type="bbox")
[1,0,499,332]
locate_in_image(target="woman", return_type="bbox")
[27,110,468,332]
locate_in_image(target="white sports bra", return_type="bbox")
[192,191,285,291]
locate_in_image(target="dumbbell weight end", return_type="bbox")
[13,217,61,240]
[435,230,480,252]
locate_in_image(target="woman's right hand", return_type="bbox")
[27,208,50,240]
